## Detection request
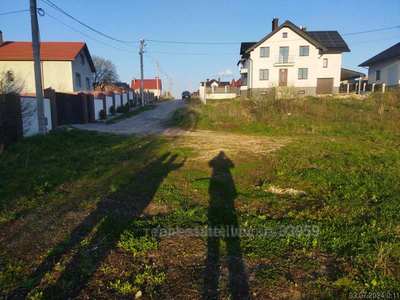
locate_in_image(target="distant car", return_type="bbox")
[181,91,191,100]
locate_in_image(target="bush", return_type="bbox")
[99,109,107,120]
[109,105,116,115]
[116,105,124,113]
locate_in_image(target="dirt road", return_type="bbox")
[73,100,185,135]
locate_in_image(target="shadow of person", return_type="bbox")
[13,152,184,299]
[203,151,250,300]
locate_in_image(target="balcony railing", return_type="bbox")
[274,56,295,66]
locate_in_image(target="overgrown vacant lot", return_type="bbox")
[1,92,400,299]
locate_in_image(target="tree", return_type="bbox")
[92,56,119,89]
[0,70,24,94]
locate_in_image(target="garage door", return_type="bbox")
[316,78,334,94]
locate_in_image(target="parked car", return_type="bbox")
[181,91,191,100]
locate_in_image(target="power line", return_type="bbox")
[343,25,400,36]
[147,51,236,56]
[146,25,400,46]
[39,0,139,45]
[43,11,135,53]
[147,39,239,45]
[0,9,30,16]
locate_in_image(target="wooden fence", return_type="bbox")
[0,93,23,151]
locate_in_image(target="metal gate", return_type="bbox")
[316,78,334,94]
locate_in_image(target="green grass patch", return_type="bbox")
[106,105,156,124]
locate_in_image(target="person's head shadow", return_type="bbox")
[13,152,185,299]
[204,151,250,300]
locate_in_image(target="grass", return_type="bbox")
[0,91,399,298]
[105,104,156,124]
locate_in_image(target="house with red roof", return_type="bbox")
[131,77,162,97]
[0,32,95,93]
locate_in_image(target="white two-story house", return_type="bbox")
[239,19,350,96]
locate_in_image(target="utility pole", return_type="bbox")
[155,61,160,100]
[30,0,46,134]
[139,39,145,107]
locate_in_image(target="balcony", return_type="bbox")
[240,68,248,74]
[273,56,295,66]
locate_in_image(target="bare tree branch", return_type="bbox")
[92,56,119,89]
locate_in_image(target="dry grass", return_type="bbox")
[170,130,290,161]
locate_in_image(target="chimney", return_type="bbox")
[0,31,3,45]
[272,18,279,31]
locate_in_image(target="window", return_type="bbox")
[299,46,309,56]
[298,68,308,80]
[80,53,85,65]
[282,32,288,38]
[260,47,270,57]
[323,58,328,68]
[86,77,91,90]
[259,69,269,80]
[75,73,82,88]
[279,46,289,63]
[376,70,381,81]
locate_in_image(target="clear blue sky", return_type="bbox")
[1,0,399,96]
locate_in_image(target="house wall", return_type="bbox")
[0,57,92,93]
[247,27,342,94]
[367,59,400,86]
[0,60,74,93]
[71,50,94,92]
[42,61,74,92]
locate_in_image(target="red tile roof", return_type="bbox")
[0,41,95,71]
[131,79,162,90]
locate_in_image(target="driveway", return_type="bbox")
[73,100,185,135]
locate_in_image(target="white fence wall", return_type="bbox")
[21,97,52,136]
[94,98,104,120]
[114,94,122,108]
[122,93,128,105]
[106,96,113,113]
[129,91,133,101]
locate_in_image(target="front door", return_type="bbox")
[279,69,288,86]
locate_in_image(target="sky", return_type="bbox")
[1,0,399,97]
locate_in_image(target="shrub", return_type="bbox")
[109,105,116,115]
[116,105,124,113]
[99,109,107,120]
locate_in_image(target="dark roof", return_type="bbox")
[359,42,400,67]
[341,68,366,81]
[307,31,350,53]
[243,20,350,55]
[240,42,256,55]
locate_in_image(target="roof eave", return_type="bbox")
[245,20,327,54]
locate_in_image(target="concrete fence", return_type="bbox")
[20,96,53,136]
[0,87,156,149]
[199,85,239,102]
